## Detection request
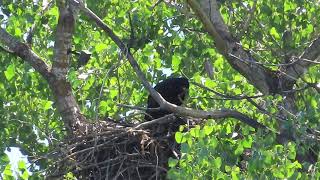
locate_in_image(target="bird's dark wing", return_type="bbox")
[145,77,189,121]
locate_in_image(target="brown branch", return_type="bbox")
[134,114,176,129]
[186,0,227,53]
[49,2,86,134]
[0,44,14,53]
[0,28,51,80]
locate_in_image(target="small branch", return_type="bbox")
[239,0,257,37]
[134,114,176,129]
[194,81,286,122]
[192,81,265,100]
[117,103,160,112]
[228,52,298,67]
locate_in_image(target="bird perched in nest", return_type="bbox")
[145,77,189,121]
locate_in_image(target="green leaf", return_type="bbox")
[3,164,13,177]
[95,43,108,53]
[204,79,217,88]
[270,27,280,40]
[190,126,200,138]
[172,54,181,72]
[213,157,222,168]
[273,169,285,178]
[209,136,218,149]
[234,144,244,155]
[4,64,16,81]
[287,142,296,160]
[83,76,95,91]
[42,100,53,110]
[231,166,240,180]
[242,136,253,148]
[15,28,22,36]
[310,98,317,109]
[168,157,179,168]
[20,170,29,180]
[99,101,108,114]
[203,125,213,135]
[175,132,186,143]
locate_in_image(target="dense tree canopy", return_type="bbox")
[0,0,319,179]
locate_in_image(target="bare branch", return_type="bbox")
[0,44,14,53]
[0,28,51,80]
[192,81,264,100]
[117,103,160,112]
[134,114,176,129]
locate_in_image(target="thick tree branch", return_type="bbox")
[71,0,266,129]
[0,28,52,80]
[49,2,87,134]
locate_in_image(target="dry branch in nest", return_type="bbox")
[48,117,187,180]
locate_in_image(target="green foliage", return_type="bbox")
[168,123,310,179]
[0,0,319,179]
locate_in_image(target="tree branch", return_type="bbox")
[0,28,51,80]
[49,1,86,134]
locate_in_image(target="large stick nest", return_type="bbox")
[48,117,188,180]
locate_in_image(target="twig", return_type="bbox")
[133,114,176,129]
[228,52,299,67]
[117,103,160,112]
[192,81,264,99]
[240,0,257,37]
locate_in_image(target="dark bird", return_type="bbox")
[145,77,189,121]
